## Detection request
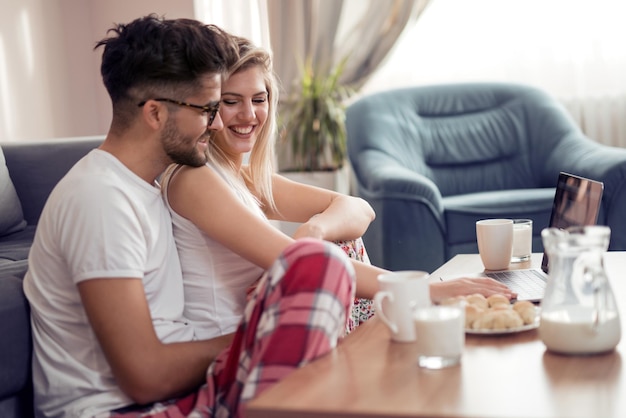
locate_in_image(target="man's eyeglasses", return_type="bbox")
[138,98,221,128]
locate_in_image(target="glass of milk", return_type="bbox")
[511,219,533,263]
[413,303,465,369]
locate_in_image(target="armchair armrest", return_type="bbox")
[544,135,626,184]
[356,150,444,220]
[545,136,626,250]
[355,150,447,271]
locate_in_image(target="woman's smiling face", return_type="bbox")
[215,66,269,158]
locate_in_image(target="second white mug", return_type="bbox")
[476,218,514,270]
[373,270,431,342]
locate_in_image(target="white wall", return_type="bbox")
[0,0,195,142]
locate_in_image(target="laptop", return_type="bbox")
[441,172,604,302]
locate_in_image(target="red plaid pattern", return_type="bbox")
[105,238,355,418]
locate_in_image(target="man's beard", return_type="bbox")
[161,119,209,167]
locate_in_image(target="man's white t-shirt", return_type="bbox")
[162,163,265,340]
[23,150,194,418]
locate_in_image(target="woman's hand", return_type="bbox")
[270,174,375,242]
[429,277,517,304]
[292,216,325,240]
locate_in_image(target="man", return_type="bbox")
[23,15,355,418]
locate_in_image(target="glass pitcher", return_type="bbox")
[539,226,621,355]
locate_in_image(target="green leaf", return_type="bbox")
[280,56,354,171]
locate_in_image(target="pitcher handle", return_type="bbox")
[580,256,608,333]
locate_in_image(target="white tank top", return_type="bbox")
[162,163,266,339]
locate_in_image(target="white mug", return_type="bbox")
[476,218,514,270]
[374,271,431,342]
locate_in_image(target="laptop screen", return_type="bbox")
[541,172,604,272]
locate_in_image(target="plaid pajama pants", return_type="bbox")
[105,238,356,418]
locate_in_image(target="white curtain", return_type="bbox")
[361,0,626,147]
[266,0,431,96]
[195,0,432,95]
[193,0,271,50]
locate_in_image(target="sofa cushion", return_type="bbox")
[0,227,35,279]
[443,188,556,245]
[0,275,32,399]
[0,146,26,237]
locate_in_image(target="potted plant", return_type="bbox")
[275,58,355,235]
[278,57,354,173]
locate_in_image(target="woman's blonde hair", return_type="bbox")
[207,36,279,213]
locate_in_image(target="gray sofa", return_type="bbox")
[347,83,626,273]
[0,136,104,418]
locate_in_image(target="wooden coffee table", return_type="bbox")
[245,253,626,418]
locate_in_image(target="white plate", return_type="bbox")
[465,307,540,335]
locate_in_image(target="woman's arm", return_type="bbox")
[267,173,375,241]
[351,262,516,302]
[168,165,293,270]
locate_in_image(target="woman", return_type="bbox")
[162,36,514,339]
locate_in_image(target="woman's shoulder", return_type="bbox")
[163,163,223,195]
[171,163,214,178]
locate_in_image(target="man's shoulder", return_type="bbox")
[59,150,149,197]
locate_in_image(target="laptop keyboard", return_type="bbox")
[484,269,547,302]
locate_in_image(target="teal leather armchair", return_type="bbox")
[346,83,626,272]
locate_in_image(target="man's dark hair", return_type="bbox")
[95,14,237,106]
